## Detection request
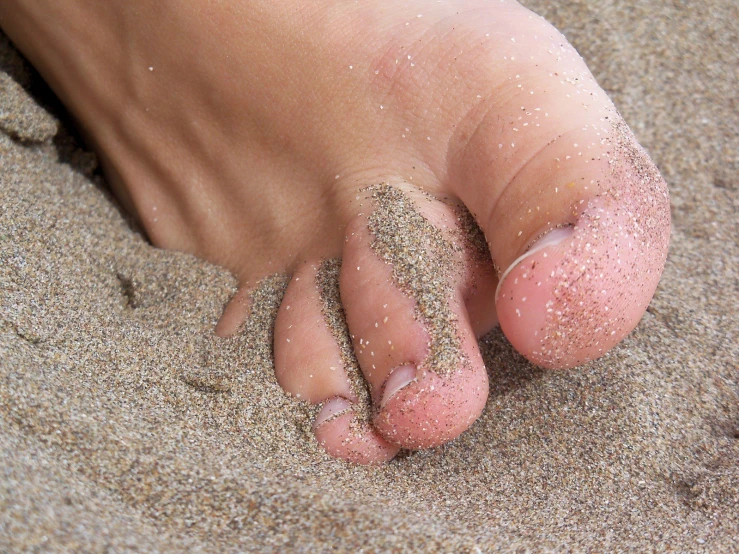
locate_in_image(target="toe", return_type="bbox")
[215,286,252,338]
[443,11,672,368]
[340,184,489,449]
[495,155,671,369]
[274,260,398,464]
[312,399,396,465]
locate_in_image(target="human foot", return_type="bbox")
[0,0,670,463]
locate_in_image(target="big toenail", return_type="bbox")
[380,365,417,408]
[495,225,574,302]
[313,397,353,429]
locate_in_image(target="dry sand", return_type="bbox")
[1,0,737,551]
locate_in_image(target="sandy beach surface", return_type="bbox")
[1,0,737,551]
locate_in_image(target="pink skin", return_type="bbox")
[498,195,667,369]
[275,194,493,462]
[0,0,670,464]
[314,407,398,465]
[496,129,670,369]
[274,260,401,463]
[338,202,491,450]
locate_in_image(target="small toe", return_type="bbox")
[339,184,490,449]
[313,399,398,465]
[274,259,399,464]
[373,327,489,449]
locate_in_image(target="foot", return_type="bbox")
[0,0,670,463]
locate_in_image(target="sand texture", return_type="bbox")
[1,0,737,551]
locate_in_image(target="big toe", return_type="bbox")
[449,56,669,368]
[436,4,671,369]
[495,158,670,369]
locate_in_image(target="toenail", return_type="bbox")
[495,225,574,302]
[313,397,353,429]
[380,365,417,408]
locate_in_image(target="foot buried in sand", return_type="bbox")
[0,0,670,463]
